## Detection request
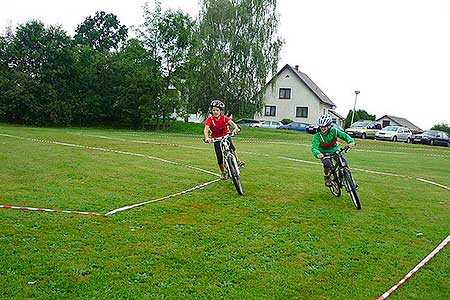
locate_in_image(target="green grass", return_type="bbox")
[0,123,449,300]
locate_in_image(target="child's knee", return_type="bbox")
[322,158,333,169]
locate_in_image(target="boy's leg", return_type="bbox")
[214,142,227,179]
[229,140,245,167]
[322,157,333,186]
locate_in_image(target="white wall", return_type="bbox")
[256,67,333,124]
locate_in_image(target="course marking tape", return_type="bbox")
[64,133,450,189]
[0,133,218,177]
[105,178,221,216]
[0,205,101,216]
[66,132,208,151]
[377,234,450,300]
[351,167,410,179]
[65,131,450,157]
[416,178,450,191]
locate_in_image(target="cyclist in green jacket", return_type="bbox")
[312,114,355,186]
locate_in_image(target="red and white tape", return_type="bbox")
[0,205,101,216]
[105,178,221,216]
[377,234,450,300]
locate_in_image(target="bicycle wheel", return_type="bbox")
[343,168,361,209]
[329,169,341,197]
[226,155,244,195]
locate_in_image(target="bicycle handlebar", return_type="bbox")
[340,145,351,153]
[322,144,352,157]
[203,132,238,144]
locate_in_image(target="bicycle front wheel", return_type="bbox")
[329,169,341,197]
[226,155,244,195]
[343,168,361,209]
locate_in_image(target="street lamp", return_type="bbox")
[350,90,360,126]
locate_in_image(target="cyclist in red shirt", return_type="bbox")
[204,100,244,179]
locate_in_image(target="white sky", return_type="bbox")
[1,0,449,129]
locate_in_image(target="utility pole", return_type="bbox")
[350,90,360,126]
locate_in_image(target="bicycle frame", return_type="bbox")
[209,133,244,195]
[211,134,240,178]
[323,146,361,209]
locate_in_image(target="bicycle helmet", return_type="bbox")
[210,99,225,111]
[317,114,333,127]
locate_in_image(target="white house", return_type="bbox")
[255,64,343,127]
[376,115,422,133]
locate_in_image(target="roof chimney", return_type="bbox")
[294,65,299,71]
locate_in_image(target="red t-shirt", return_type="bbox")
[205,114,231,138]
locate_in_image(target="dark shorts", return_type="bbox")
[322,155,347,170]
[214,138,236,165]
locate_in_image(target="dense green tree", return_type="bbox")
[74,11,128,52]
[0,20,75,125]
[344,109,376,129]
[138,1,196,128]
[431,123,450,134]
[191,0,283,117]
[110,39,163,128]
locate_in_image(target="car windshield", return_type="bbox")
[424,131,439,137]
[383,126,398,131]
[351,121,369,128]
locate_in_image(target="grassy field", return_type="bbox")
[0,123,449,300]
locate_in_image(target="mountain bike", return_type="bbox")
[206,133,244,195]
[324,145,361,209]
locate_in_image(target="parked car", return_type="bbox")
[306,123,344,134]
[374,126,412,142]
[278,122,309,132]
[234,118,263,128]
[260,120,282,129]
[411,130,450,147]
[345,120,382,139]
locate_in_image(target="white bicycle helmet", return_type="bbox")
[317,114,333,127]
[209,99,225,111]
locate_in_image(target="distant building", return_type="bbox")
[376,115,422,133]
[256,64,341,126]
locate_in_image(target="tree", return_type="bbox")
[137,1,196,128]
[191,0,283,117]
[431,123,450,134]
[0,20,76,125]
[74,11,128,52]
[344,109,376,129]
[110,39,163,128]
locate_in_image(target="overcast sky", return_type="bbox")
[1,0,449,129]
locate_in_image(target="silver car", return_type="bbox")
[261,120,282,129]
[375,126,412,143]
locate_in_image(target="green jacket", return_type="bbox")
[311,127,354,158]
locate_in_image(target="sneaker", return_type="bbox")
[324,175,332,187]
[220,171,228,180]
[238,161,245,168]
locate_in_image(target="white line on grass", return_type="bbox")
[1,133,223,216]
[66,132,208,151]
[92,131,449,158]
[62,132,450,191]
[104,178,221,216]
[0,133,219,177]
[416,178,450,191]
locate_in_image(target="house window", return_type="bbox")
[279,88,291,99]
[264,106,276,116]
[296,106,308,118]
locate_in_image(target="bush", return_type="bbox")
[281,118,293,125]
